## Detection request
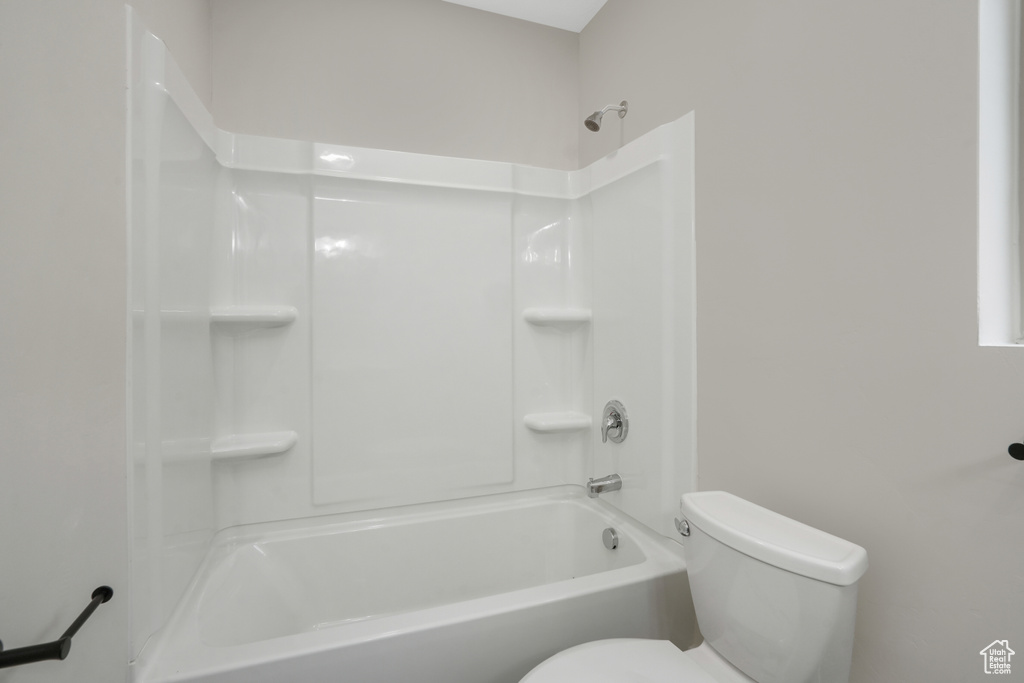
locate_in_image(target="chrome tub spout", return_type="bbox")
[586,474,622,498]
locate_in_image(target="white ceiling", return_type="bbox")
[441,0,608,33]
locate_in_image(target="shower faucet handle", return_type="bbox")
[601,400,628,444]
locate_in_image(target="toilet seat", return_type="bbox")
[520,640,754,683]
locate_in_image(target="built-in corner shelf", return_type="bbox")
[210,305,297,331]
[524,412,592,434]
[210,430,298,462]
[522,307,592,327]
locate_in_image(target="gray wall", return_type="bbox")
[129,0,213,109]
[210,0,580,169]
[581,1,1024,681]
[0,1,129,681]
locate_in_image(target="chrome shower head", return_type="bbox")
[584,101,628,132]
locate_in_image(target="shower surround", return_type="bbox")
[129,14,694,681]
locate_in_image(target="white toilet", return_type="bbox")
[521,490,868,683]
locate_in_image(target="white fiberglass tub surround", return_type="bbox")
[129,14,696,683]
[134,487,698,683]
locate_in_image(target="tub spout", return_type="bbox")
[587,474,622,498]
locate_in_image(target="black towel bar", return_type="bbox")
[1010,443,1024,460]
[0,586,113,670]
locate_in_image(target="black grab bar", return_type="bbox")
[0,586,113,670]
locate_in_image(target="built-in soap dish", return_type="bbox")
[523,412,592,433]
[522,308,592,327]
[210,431,298,462]
[209,306,297,331]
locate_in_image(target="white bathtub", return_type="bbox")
[132,486,698,683]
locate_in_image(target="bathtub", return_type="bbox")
[132,486,699,683]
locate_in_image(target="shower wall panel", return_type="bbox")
[588,116,696,537]
[212,172,586,524]
[129,25,217,657]
[210,171,313,528]
[311,179,515,504]
[512,193,592,485]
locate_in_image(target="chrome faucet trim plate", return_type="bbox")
[601,400,628,443]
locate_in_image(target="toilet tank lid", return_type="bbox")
[680,491,868,586]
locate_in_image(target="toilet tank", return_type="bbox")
[680,491,868,683]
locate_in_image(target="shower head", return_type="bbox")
[583,113,603,132]
[584,101,628,132]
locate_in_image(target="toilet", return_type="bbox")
[521,490,868,683]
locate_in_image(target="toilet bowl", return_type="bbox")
[521,491,868,683]
[520,639,753,682]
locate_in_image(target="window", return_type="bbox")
[979,0,1022,345]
